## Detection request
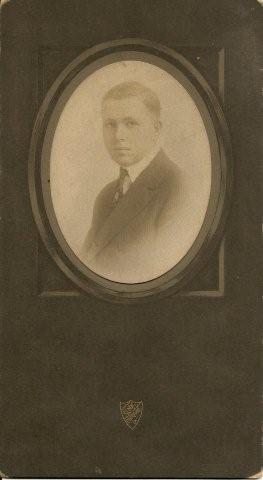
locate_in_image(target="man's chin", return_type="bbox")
[111,154,139,167]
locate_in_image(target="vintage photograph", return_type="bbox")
[3,3,261,478]
[47,60,212,283]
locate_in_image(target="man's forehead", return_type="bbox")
[102,96,149,114]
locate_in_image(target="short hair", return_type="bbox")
[102,81,161,118]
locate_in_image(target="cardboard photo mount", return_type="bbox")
[1,0,262,478]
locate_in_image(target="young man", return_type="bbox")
[80,81,180,283]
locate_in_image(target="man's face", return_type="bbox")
[102,96,161,167]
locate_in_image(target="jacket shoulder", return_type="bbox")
[91,178,118,229]
[81,178,117,254]
[156,150,180,189]
[153,152,182,227]
[95,179,118,207]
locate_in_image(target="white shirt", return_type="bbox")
[126,143,160,183]
[114,143,161,199]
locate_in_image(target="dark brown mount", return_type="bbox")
[1,0,262,478]
[32,41,231,302]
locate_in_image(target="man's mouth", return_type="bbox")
[114,147,130,151]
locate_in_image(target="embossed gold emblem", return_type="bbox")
[120,400,143,430]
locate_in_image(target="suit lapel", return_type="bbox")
[88,150,168,260]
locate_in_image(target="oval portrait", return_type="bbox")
[29,41,231,300]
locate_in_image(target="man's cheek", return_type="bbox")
[104,134,113,148]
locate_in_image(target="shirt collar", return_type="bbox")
[126,143,161,183]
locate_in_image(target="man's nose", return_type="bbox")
[115,123,126,141]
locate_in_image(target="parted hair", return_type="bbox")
[102,81,161,118]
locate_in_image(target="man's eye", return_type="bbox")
[125,120,137,128]
[104,121,115,128]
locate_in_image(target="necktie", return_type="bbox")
[114,167,132,202]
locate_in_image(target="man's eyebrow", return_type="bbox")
[123,117,138,122]
[103,116,138,122]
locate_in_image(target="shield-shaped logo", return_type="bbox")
[120,400,143,430]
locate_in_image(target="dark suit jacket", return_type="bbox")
[80,149,180,282]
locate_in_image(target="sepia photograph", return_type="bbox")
[42,59,212,284]
[3,2,261,478]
